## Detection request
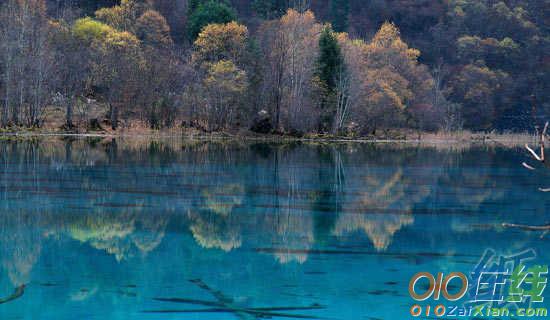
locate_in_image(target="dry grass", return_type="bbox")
[0,107,539,149]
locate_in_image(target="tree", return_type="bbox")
[192,21,248,67]
[0,0,53,127]
[136,11,181,129]
[447,61,509,130]
[152,0,187,43]
[357,22,433,132]
[50,20,91,129]
[258,9,321,133]
[316,25,344,132]
[187,21,250,131]
[332,33,367,135]
[136,9,173,47]
[317,25,343,91]
[95,0,149,33]
[201,60,247,130]
[187,0,237,41]
[187,0,202,16]
[73,17,145,130]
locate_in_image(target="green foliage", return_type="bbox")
[187,0,202,16]
[317,25,343,90]
[72,17,115,42]
[187,0,237,41]
[72,17,141,49]
[316,25,344,132]
[2,0,547,132]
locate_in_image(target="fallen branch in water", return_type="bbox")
[502,223,550,230]
[502,223,550,239]
[0,285,25,304]
[523,121,549,191]
[152,279,327,319]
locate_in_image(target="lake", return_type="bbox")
[0,137,548,319]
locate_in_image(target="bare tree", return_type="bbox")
[333,65,350,134]
[259,9,320,133]
[0,0,52,127]
[522,121,550,192]
[0,0,18,126]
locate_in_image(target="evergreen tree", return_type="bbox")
[318,25,343,91]
[187,0,237,41]
[317,25,344,132]
[187,0,202,17]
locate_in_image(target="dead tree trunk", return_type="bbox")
[523,121,549,192]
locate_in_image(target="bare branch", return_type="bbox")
[502,223,550,230]
[526,144,543,161]
[522,162,536,170]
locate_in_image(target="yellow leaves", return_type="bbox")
[73,17,140,49]
[365,67,411,110]
[280,9,317,28]
[73,17,116,42]
[193,21,248,65]
[201,184,244,216]
[203,60,246,95]
[364,22,421,76]
[95,0,145,32]
[279,9,321,48]
[105,30,140,48]
[95,4,128,31]
[371,22,401,48]
[406,47,420,60]
[197,21,248,43]
[357,22,425,114]
[191,21,249,130]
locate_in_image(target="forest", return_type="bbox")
[0,0,548,135]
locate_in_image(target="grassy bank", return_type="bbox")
[0,124,538,147]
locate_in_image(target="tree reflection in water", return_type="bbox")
[0,137,532,309]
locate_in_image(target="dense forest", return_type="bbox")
[0,0,548,135]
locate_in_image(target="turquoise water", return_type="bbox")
[0,138,548,319]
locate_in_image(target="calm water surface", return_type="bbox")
[0,138,548,319]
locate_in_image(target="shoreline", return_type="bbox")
[0,129,537,146]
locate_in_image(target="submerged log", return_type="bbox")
[152,279,326,319]
[0,285,25,305]
[502,223,550,239]
[502,223,550,231]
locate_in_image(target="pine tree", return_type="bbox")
[318,25,343,91]
[187,0,237,41]
[187,0,202,17]
[317,25,344,132]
